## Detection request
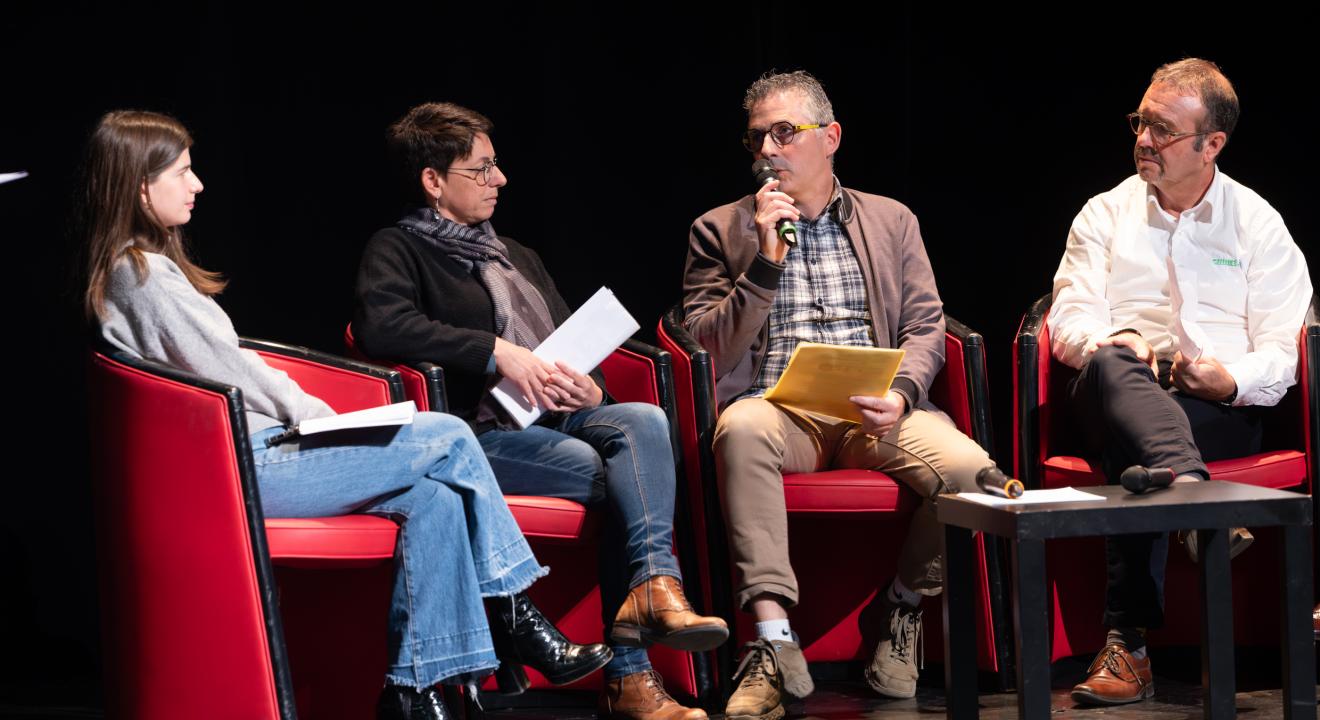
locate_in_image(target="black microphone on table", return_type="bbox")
[751,159,798,247]
[976,466,1024,499]
[1120,466,1176,494]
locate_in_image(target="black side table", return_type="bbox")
[939,481,1314,720]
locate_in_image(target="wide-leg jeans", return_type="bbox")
[250,411,548,689]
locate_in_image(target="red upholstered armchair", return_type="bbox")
[344,326,716,703]
[87,338,420,720]
[657,306,1014,691]
[1013,292,1319,661]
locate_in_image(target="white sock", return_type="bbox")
[887,577,921,607]
[755,618,793,642]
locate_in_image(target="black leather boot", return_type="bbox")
[487,592,613,693]
[376,684,452,720]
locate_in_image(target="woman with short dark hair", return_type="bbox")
[354,102,728,720]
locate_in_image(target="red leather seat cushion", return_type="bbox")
[783,469,921,513]
[265,516,399,567]
[1043,450,1307,490]
[506,495,594,541]
[263,497,597,565]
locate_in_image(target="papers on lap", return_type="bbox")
[265,400,419,446]
[763,342,905,422]
[490,286,641,428]
[299,400,417,435]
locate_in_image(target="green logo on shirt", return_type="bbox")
[1212,257,1240,267]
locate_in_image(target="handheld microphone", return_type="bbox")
[975,466,1024,499]
[751,159,798,247]
[1120,466,1176,494]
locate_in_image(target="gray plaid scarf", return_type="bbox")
[398,208,556,350]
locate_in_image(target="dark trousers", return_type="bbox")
[1067,345,1263,629]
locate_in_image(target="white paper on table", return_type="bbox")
[298,400,416,436]
[959,487,1107,507]
[1166,256,1212,362]
[491,287,640,428]
[0,171,29,185]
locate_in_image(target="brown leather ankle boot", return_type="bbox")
[611,575,728,651]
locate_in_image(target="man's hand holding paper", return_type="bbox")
[762,343,906,423]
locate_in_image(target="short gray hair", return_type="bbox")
[743,70,835,124]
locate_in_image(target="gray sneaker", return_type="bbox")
[863,600,922,699]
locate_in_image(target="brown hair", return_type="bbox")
[1150,58,1239,149]
[82,110,225,321]
[386,102,494,206]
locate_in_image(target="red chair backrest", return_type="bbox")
[343,324,441,412]
[252,348,394,412]
[88,350,290,720]
[600,343,663,405]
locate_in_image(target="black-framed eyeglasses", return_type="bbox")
[742,122,823,153]
[449,158,499,186]
[1127,113,1208,151]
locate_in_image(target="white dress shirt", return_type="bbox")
[1048,167,1312,407]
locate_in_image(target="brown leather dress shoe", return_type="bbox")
[599,669,707,720]
[611,575,728,651]
[1071,644,1154,705]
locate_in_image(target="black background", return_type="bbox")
[3,2,1315,707]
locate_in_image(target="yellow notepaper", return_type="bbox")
[763,343,906,422]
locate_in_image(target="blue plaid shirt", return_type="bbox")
[742,180,875,400]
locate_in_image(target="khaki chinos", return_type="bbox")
[712,397,990,609]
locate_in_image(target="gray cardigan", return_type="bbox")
[100,251,335,433]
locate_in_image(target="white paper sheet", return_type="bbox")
[299,400,416,436]
[959,486,1106,507]
[491,287,640,428]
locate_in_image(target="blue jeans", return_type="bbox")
[250,412,547,689]
[478,402,680,679]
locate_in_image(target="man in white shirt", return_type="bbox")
[1047,58,1312,706]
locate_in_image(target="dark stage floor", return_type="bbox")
[506,683,1310,720]
[2,652,1315,719]
[486,677,1318,720]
